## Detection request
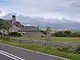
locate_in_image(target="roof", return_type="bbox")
[14,21,23,27]
[6,20,23,27]
[19,26,40,32]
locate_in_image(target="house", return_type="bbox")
[6,15,43,36]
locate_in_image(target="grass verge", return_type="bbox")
[0,38,80,60]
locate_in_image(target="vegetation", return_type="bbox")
[40,30,47,35]
[8,32,22,37]
[11,36,80,43]
[0,19,11,30]
[52,37,80,43]
[57,46,80,54]
[0,32,3,35]
[52,30,80,37]
[0,37,80,60]
[1,18,80,60]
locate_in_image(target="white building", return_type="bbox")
[7,15,43,36]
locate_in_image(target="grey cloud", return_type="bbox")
[0,10,2,14]
[0,0,10,3]
[2,13,80,30]
[1,0,80,30]
[16,16,80,30]
[2,0,80,20]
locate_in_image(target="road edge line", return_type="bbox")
[0,50,18,60]
[0,50,25,60]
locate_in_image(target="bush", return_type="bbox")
[70,33,80,37]
[57,47,70,52]
[51,30,80,37]
[74,46,80,54]
[52,31,66,37]
[57,46,75,53]
[64,30,72,35]
[57,46,80,54]
[40,30,47,35]
[41,35,45,37]
[0,32,2,35]
[8,32,22,37]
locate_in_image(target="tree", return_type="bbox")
[0,19,11,30]
[0,19,5,29]
[3,21,11,30]
[0,19,11,35]
[70,33,80,37]
[53,31,66,37]
[64,30,72,36]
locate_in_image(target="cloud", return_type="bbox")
[2,13,80,30]
[0,10,2,13]
[1,0,80,19]
[0,0,8,2]
[1,0,80,30]
[0,10,2,15]
[17,15,80,30]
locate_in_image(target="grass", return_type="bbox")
[52,37,80,43]
[12,36,80,43]
[0,37,80,60]
[11,35,45,40]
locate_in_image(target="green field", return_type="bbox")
[11,36,45,40]
[12,36,80,43]
[53,37,80,43]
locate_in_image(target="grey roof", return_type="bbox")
[19,26,40,32]
[14,21,23,27]
[6,20,23,27]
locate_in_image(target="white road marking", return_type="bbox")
[0,51,18,60]
[0,50,25,60]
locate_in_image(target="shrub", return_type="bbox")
[0,32,2,35]
[57,47,69,52]
[64,30,72,35]
[70,33,80,37]
[41,35,45,37]
[52,30,80,37]
[8,32,22,37]
[74,46,80,54]
[57,46,72,53]
[52,31,66,37]
[40,30,47,35]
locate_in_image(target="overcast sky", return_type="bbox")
[0,0,80,19]
[0,0,80,29]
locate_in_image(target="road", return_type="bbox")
[0,43,67,60]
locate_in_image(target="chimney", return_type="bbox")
[12,15,16,25]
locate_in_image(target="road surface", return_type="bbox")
[0,43,67,60]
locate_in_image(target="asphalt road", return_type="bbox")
[0,43,66,60]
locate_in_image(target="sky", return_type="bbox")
[0,0,80,29]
